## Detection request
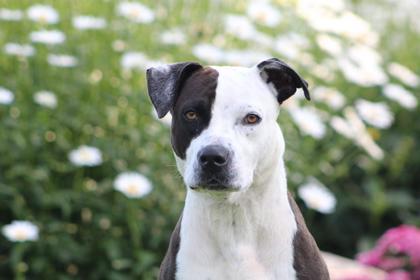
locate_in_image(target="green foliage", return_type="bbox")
[0,0,419,279]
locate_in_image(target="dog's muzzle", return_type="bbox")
[193,145,233,191]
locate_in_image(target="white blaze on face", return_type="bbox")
[177,65,284,191]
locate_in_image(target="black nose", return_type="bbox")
[198,145,230,171]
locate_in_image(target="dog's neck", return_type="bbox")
[177,158,297,280]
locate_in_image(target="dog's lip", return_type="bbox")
[190,184,228,191]
[207,178,223,186]
[189,180,239,192]
[190,185,235,192]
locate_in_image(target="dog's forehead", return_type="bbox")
[211,65,260,92]
[210,65,277,113]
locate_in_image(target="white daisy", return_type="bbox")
[69,145,103,167]
[338,45,388,87]
[0,87,14,105]
[0,8,23,21]
[298,8,337,33]
[315,34,342,57]
[252,31,274,48]
[34,91,57,108]
[2,221,39,242]
[4,43,35,57]
[274,33,309,60]
[30,30,65,45]
[299,4,378,47]
[297,0,346,14]
[383,84,417,110]
[331,109,385,160]
[247,1,281,27]
[27,4,59,24]
[121,52,149,70]
[330,116,354,139]
[47,54,78,67]
[117,2,155,23]
[192,44,224,64]
[337,57,388,87]
[224,14,257,40]
[355,99,394,129]
[307,4,377,45]
[298,180,336,214]
[343,107,384,160]
[348,44,381,66]
[334,12,378,46]
[310,61,336,82]
[297,1,341,30]
[114,172,153,198]
[288,107,326,139]
[160,28,186,45]
[313,86,345,110]
[387,62,420,88]
[73,15,107,30]
[222,49,271,67]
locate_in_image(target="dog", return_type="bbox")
[146,58,330,280]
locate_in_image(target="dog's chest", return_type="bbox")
[175,193,297,280]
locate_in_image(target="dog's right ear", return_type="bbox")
[257,58,310,104]
[146,62,203,118]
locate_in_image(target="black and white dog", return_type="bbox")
[146,58,330,280]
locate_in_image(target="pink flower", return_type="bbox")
[412,269,420,280]
[358,250,382,266]
[386,270,411,280]
[357,225,420,279]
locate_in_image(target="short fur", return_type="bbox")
[147,59,330,280]
[159,194,330,280]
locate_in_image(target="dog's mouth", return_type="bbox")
[190,177,238,192]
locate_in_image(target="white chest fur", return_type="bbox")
[176,166,297,280]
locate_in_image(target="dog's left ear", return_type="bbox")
[146,62,203,118]
[257,58,310,104]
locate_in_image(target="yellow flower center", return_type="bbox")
[14,228,28,241]
[256,11,268,22]
[129,9,140,18]
[308,197,323,210]
[367,127,381,140]
[126,184,139,195]
[79,150,92,161]
[38,14,47,23]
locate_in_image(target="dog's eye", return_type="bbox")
[184,110,198,121]
[243,113,261,125]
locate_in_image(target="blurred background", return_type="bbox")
[0,0,419,279]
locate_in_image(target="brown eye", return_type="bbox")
[244,113,261,125]
[184,110,198,121]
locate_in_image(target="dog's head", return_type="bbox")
[147,58,310,193]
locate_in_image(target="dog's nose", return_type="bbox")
[198,145,230,170]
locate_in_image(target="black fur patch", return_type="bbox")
[257,58,310,104]
[171,67,219,159]
[147,62,203,118]
[288,193,330,280]
[159,216,182,280]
